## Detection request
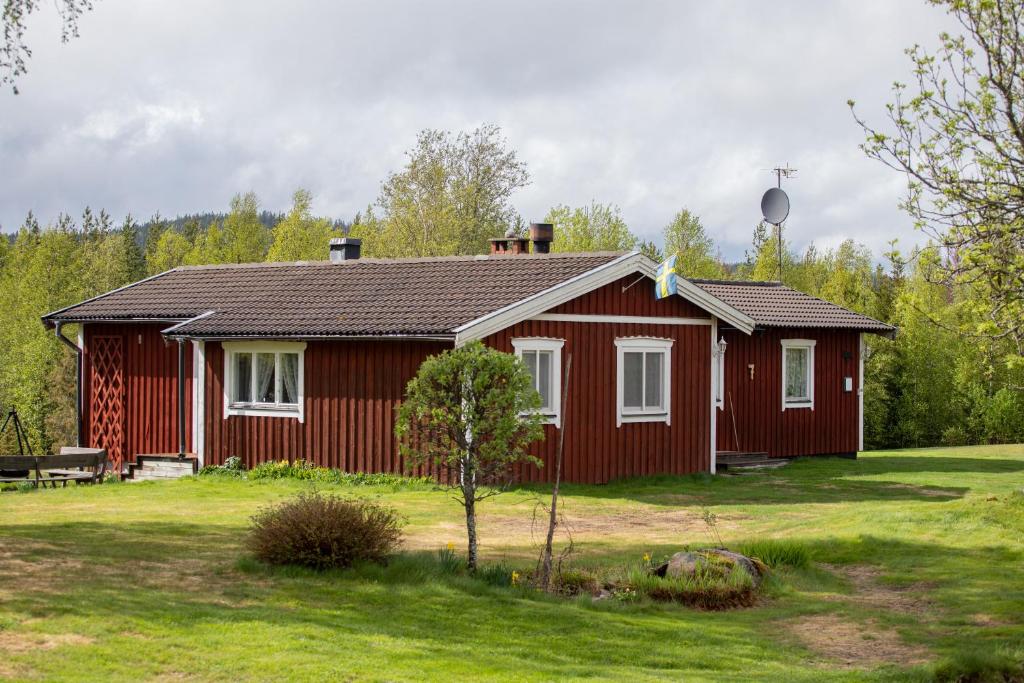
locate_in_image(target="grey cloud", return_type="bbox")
[2,0,956,260]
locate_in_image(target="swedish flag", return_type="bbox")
[654,255,678,299]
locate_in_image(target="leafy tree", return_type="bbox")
[376,124,530,257]
[638,240,662,262]
[222,192,270,263]
[148,230,191,273]
[850,0,1024,369]
[1,0,95,94]
[395,342,545,570]
[545,202,638,253]
[662,209,726,279]
[118,214,146,282]
[143,213,169,274]
[267,189,340,262]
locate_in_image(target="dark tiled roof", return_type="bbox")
[689,279,895,333]
[44,253,626,337]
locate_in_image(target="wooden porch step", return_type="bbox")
[127,454,197,481]
[717,451,789,471]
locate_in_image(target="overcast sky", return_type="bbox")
[1,0,954,260]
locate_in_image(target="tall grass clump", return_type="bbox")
[625,560,757,610]
[735,539,811,569]
[248,491,403,570]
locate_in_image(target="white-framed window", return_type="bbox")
[222,341,306,421]
[512,338,564,427]
[615,337,672,427]
[781,339,816,411]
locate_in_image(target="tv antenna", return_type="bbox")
[760,165,796,283]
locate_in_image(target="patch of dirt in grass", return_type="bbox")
[823,563,936,616]
[0,630,94,654]
[883,483,958,498]
[787,613,932,668]
[969,613,1013,627]
[407,508,737,550]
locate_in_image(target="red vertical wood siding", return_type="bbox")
[548,277,710,317]
[715,327,860,457]
[82,323,192,464]
[201,276,712,483]
[203,339,450,475]
[484,320,711,484]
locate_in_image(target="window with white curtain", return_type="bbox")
[615,337,672,426]
[223,341,306,421]
[781,339,815,410]
[512,338,564,427]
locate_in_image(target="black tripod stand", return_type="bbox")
[0,406,34,455]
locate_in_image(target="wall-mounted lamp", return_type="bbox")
[715,336,728,358]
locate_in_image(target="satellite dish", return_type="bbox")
[761,187,790,225]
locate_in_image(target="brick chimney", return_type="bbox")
[488,224,554,255]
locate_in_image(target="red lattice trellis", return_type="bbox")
[89,335,125,472]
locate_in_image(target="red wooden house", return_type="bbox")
[42,227,893,483]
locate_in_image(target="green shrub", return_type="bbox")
[735,539,811,569]
[625,559,757,610]
[248,459,432,487]
[984,388,1024,444]
[941,425,970,447]
[199,455,246,477]
[248,492,403,570]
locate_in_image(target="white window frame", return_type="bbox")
[615,337,673,427]
[781,339,816,411]
[512,338,564,428]
[223,341,306,422]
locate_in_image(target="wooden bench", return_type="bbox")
[0,449,107,488]
[0,456,40,485]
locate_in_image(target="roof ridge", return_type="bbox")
[688,278,782,287]
[173,251,628,272]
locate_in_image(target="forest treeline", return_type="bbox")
[2,125,1022,456]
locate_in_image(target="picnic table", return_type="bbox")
[0,448,107,488]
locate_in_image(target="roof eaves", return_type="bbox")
[39,268,182,328]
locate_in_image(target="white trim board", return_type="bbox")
[192,341,205,466]
[453,252,755,345]
[511,337,565,428]
[222,341,307,422]
[781,338,816,411]
[530,313,711,326]
[614,337,673,427]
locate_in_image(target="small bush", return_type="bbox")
[248,492,403,570]
[941,425,970,447]
[735,539,811,569]
[625,559,757,610]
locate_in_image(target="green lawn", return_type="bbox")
[1,445,1022,682]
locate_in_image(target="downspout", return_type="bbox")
[177,338,186,458]
[54,322,83,447]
